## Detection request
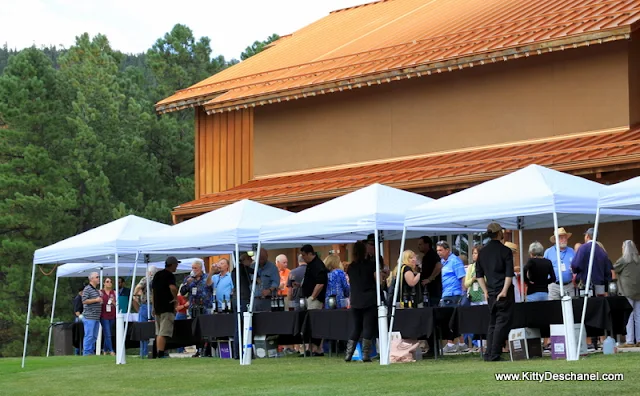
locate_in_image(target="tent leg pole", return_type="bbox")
[387,226,407,362]
[519,228,525,303]
[553,212,578,361]
[577,207,601,358]
[243,241,261,365]
[115,253,121,364]
[97,269,103,356]
[374,229,389,365]
[46,275,60,357]
[21,261,38,368]
[234,244,243,365]
[124,252,140,347]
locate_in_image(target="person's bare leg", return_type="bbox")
[156,335,166,352]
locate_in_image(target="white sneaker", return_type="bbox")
[457,343,470,353]
[443,344,458,354]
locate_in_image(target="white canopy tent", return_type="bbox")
[55,261,194,278]
[137,199,293,365]
[46,260,194,357]
[576,176,640,357]
[23,215,181,368]
[255,183,442,366]
[402,164,639,361]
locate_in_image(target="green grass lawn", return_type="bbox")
[2,353,639,396]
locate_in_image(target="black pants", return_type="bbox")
[425,295,441,355]
[486,289,514,361]
[350,306,377,341]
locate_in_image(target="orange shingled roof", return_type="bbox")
[172,126,640,216]
[157,0,640,114]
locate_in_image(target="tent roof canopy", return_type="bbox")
[259,183,475,248]
[34,215,177,265]
[138,199,292,254]
[404,164,639,231]
[56,260,195,278]
[599,176,640,213]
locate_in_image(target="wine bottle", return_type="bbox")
[212,295,218,313]
[221,296,227,313]
[278,296,285,311]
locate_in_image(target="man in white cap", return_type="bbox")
[544,228,576,300]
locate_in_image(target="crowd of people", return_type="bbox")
[74,226,640,361]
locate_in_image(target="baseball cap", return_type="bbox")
[165,256,181,266]
[487,222,504,233]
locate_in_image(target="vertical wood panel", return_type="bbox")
[195,108,254,199]
[234,111,242,186]
[248,109,254,182]
[213,113,221,193]
[205,111,213,195]
[194,107,201,198]
[200,109,207,197]
[227,112,235,187]
[220,112,228,192]
[242,110,251,183]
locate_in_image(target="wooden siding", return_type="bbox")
[195,107,254,198]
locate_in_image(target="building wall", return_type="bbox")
[254,41,630,176]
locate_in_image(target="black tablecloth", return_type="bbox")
[254,311,308,336]
[72,321,139,349]
[450,296,632,338]
[193,314,236,339]
[309,309,354,340]
[128,319,201,348]
[392,308,434,339]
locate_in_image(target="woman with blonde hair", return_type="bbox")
[388,250,422,307]
[615,240,640,347]
[324,254,350,309]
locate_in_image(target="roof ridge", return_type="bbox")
[330,0,391,14]
[178,2,637,92]
[163,7,640,105]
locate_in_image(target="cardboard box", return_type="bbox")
[254,335,279,358]
[550,324,588,360]
[508,327,542,361]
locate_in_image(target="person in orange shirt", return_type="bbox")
[276,254,291,302]
[276,254,294,354]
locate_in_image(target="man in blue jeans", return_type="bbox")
[81,272,102,355]
[436,241,468,353]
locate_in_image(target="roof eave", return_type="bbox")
[171,156,640,218]
[202,28,631,115]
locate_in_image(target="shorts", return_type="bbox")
[155,312,175,337]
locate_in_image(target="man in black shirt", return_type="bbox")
[418,236,442,307]
[152,256,179,358]
[476,223,515,362]
[300,244,328,356]
[416,236,442,358]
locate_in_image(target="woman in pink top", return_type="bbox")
[100,278,117,355]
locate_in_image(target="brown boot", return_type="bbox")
[362,339,373,362]
[345,340,356,362]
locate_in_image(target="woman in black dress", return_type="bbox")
[345,241,377,362]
